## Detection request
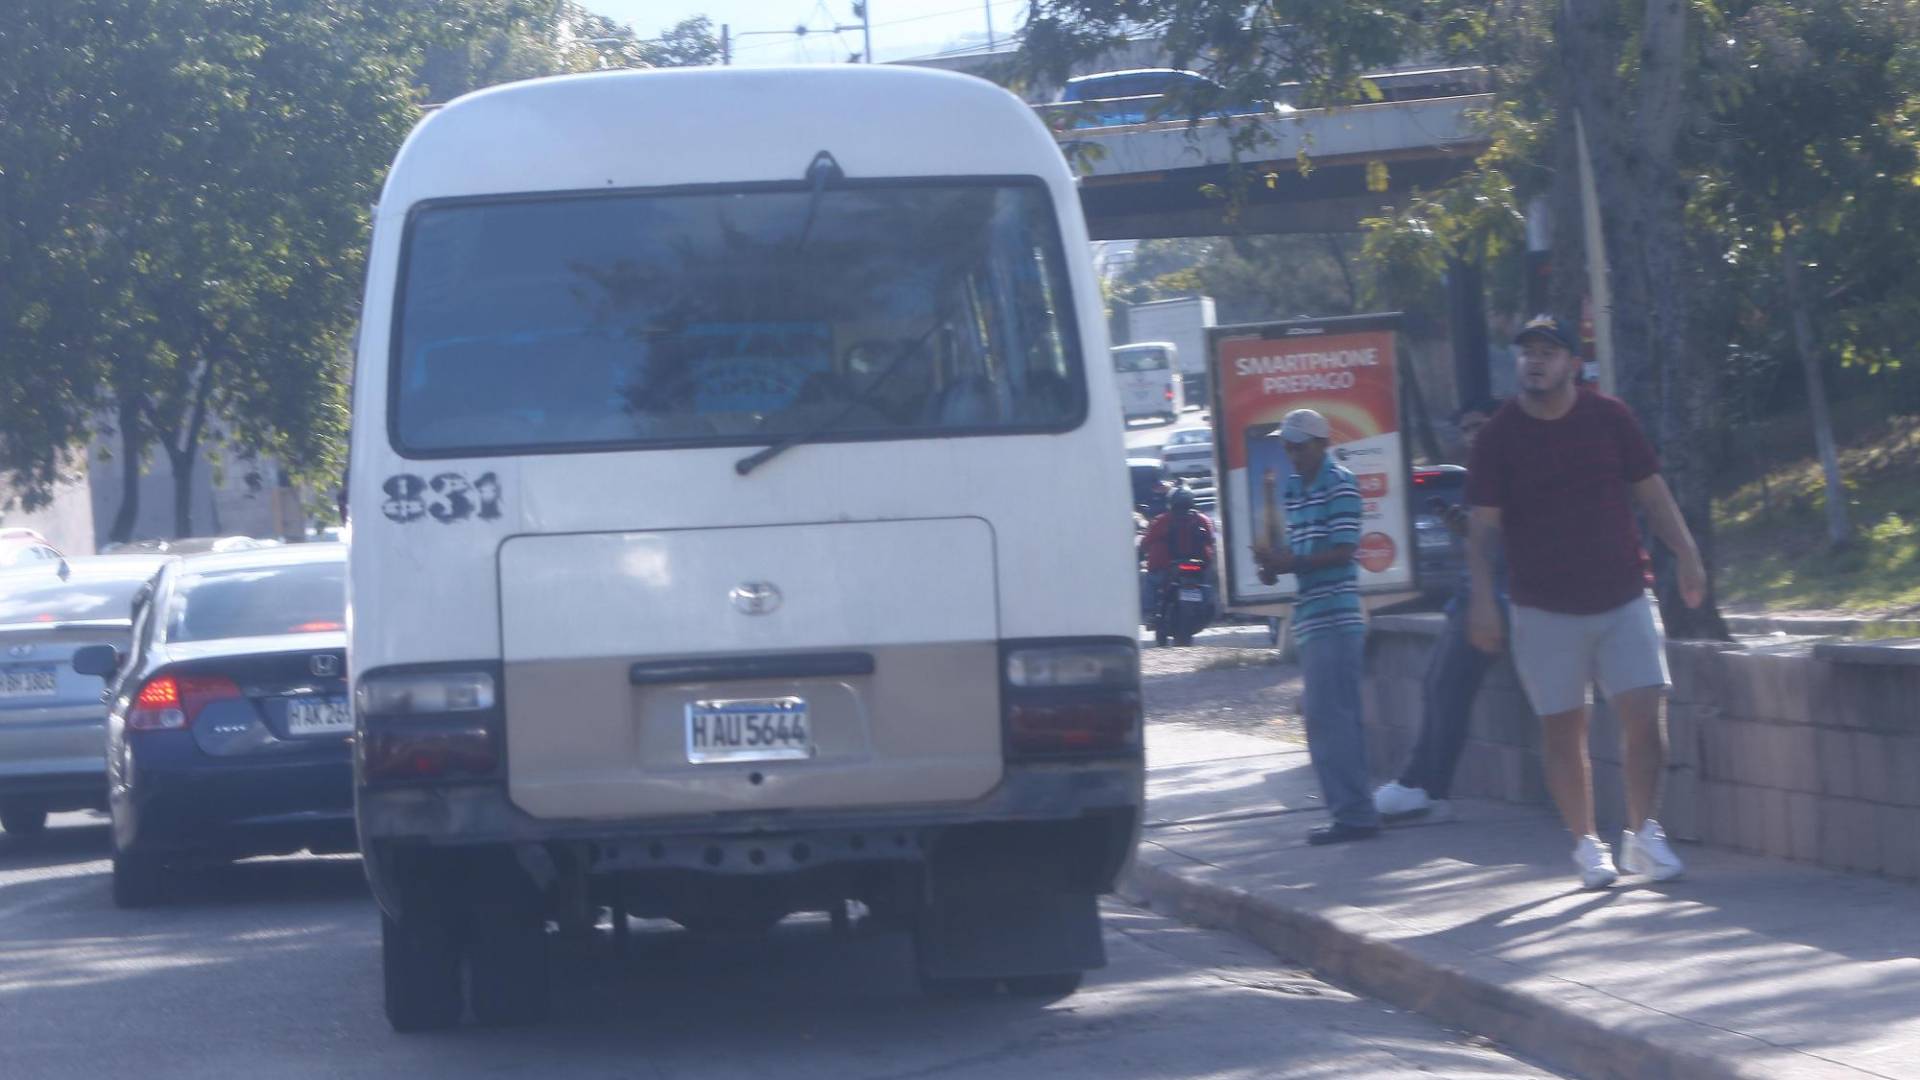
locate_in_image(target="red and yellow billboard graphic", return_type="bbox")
[1212,323,1413,605]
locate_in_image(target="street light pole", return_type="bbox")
[984,1,995,52]
[856,2,872,63]
[721,23,731,65]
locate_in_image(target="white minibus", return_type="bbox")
[1112,341,1183,421]
[347,66,1143,1030]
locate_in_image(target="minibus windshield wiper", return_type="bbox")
[791,150,843,254]
[734,315,944,477]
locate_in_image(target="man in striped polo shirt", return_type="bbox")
[1255,408,1381,845]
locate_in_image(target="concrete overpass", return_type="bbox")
[1033,94,1493,241]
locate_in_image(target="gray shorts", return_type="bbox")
[1508,593,1669,716]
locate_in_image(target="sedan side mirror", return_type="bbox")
[72,644,120,679]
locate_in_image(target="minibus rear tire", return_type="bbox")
[466,895,552,1022]
[382,913,464,1032]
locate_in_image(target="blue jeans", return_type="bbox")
[1297,630,1379,828]
[1141,570,1167,621]
[1397,611,1497,800]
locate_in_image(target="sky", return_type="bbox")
[587,0,1030,66]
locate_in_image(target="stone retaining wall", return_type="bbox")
[1363,614,1920,882]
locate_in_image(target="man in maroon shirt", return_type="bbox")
[1466,315,1706,889]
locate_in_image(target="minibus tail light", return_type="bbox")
[357,668,501,783]
[1003,642,1141,757]
[357,672,494,716]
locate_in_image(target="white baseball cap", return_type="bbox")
[1275,408,1332,443]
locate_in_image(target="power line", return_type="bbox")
[871,0,1025,31]
[892,38,1015,63]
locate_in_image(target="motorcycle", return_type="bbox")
[1153,558,1217,647]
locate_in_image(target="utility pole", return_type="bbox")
[721,23,731,65]
[984,0,995,52]
[855,2,872,63]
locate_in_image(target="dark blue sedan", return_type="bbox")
[74,544,351,907]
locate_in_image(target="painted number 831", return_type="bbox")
[380,473,502,525]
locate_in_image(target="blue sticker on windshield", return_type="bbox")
[679,322,832,415]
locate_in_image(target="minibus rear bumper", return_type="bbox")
[357,756,1142,913]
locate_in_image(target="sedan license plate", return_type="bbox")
[687,698,812,764]
[0,666,57,699]
[1180,588,1205,603]
[286,696,352,736]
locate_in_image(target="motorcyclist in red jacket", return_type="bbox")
[1140,484,1216,598]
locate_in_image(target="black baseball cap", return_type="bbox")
[1513,314,1578,353]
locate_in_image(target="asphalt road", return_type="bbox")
[1124,409,1210,461]
[1,827,1556,1077]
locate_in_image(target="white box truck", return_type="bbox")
[1124,296,1216,406]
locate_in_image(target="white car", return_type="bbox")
[1159,427,1215,481]
[0,529,62,569]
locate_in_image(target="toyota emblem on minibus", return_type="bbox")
[730,582,782,616]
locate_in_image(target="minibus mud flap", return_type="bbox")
[911,823,1107,980]
[913,887,1105,980]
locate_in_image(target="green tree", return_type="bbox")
[1692,0,1920,548]
[638,15,723,67]
[1,1,504,538]
[1112,234,1376,325]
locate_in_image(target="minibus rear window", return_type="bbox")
[1113,347,1170,372]
[390,181,1086,456]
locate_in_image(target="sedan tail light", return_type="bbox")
[129,674,242,732]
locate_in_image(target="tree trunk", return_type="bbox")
[1324,232,1360,312]
[1558,0,1730,640]
[1400,345,1445,464]
[107,400,143,546]
[167,444,195,540]
[1547,112,1587,326]
[164,353,221,539]
[1780,229,1852,547]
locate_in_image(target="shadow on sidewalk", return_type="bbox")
[1143,756,1920,1075]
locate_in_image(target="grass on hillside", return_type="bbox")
[1713,411,1920,616]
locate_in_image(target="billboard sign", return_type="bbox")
[1207,314,1414,607]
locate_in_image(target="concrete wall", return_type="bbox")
[86,440,302,546]
[0,470,97,555]
[1364,614,1920,883]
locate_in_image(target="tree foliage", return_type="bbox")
[3,0,722,537]
[1109,234,1374,325]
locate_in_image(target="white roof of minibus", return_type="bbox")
[380,66,1071,211]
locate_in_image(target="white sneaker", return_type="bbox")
[1573,835,1619,890]
[1373,781,1432,818]
[1621,819,1686,882]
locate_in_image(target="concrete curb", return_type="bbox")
[1117,846,1866,1080]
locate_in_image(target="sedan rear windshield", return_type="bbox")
[0,572,148,625]
[392,180,1085,456]
[168,562,345,643]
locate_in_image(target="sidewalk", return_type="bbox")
[1128,724,1920,1080]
